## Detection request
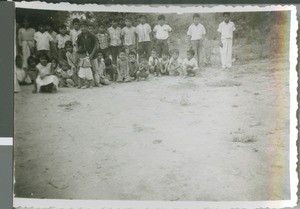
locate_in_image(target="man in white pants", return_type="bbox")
[218,12,236,69]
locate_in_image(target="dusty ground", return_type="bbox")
[14,55,290,201]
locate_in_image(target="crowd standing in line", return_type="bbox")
[15,13,235,93]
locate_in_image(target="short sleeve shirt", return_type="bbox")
[217,21,236,39]
[183,57,198,68]
[108,27,122,46]
[55,34,71,49]
[36,63,52,75]
[187,23,206,40]
[96,33,109,49]
[121,26,136,46]
[135,23,152,42]
[34,31,53,51]
[153,24,172,40]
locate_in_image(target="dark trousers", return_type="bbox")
[109,46,120,64]
[99,48,110,59]
[138,41,152,60]
[155,39,169,57]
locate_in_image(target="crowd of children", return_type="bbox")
[15,12,235,93]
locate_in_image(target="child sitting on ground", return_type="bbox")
[136,55,150,81]
[104,58,117,81]
[26,56,38,83]
[128,51,139,80]
[181,49,199,77]
[167,49,182,76]
[76,47,94,89]
[51,57,61,75]
[148,49,160,76]
[116,49,131,82]
[96,51,110,85]
[15,55,32,85]
[159,50,170,75]
[57,60,77,87]
[34,53,59,93]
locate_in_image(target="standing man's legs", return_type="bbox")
[197,41,203,67]
[145,41,152,60]
[220,39,227,69]
[138,42,145,60]
[91,58,99,86]
[191,40,200,65]
[110,46,119,64]
[226,39,233,68]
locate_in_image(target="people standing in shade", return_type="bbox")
[18,18,35,69]
[121,17,136,54]
[108,19,122,64]
[187,13,206,67]
[76,20,99,86]
[69,18,81,51]
[135,15,152,60]
[218,12,236,69]
[153,15,172,57]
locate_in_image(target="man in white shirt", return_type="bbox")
[218,12,236,69]
[153,15,172,57]
[187,13,206,67]
[135,15,152,60]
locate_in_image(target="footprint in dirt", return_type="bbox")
[133,124,154,133]
[153,140,162,144]
[58,101,81,111]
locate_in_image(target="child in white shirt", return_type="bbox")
[34,23,53,58]
[187,13,206,67]
[217,12,236,69]
[167,49,182,76]
[181,49,199,77]
[153,15,172,57]
[148,49,160,76]
[159,50,170,75]
[121,17,136,54]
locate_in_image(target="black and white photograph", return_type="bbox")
[13,3,298,209]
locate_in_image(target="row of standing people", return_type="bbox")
[15,12,235,92]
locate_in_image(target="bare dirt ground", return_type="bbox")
[14,55,290,201]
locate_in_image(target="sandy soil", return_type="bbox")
[14,56,290,201]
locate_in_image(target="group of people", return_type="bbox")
[15,12,235,93]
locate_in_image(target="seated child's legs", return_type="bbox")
[66,78,75,87]
[138,70,149,80]
[180,66,187,77]
[59,78,68,87]
[77,78,84,88]
[187,67,199,77]
[100,76,110,85]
